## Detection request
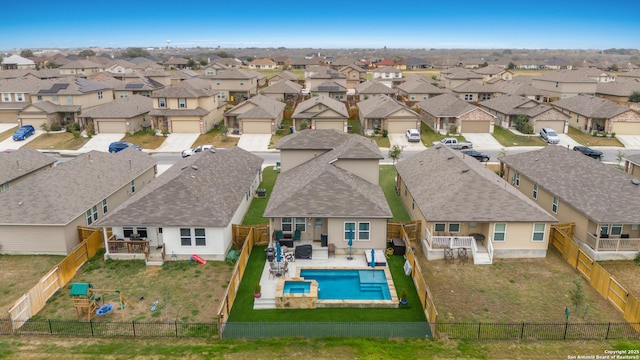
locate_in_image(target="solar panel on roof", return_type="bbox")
[38,83,69,94]
[125,83,144,89]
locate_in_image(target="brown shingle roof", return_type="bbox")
[0,147,55,185]
[552,94,632,118]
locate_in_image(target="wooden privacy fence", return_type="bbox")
[232,224,269,247]
[551,223,640,333]
[6,226,104,332]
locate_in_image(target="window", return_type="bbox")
[412,200,415,209]
[481,93,491,100]
[1,183,8,192]
[600,224,609,236]
[216,80,221,86]
[52,95,58,102]
[281,217,292,232]
[240,80,244,86]
[2,93,10,102]
[130,180,135,193]
[37,95,42,101]
[98,91,103,100]
[195,228,206,246]
[178,98,186,108]
[515,173,520,187]
[158,98,166,108]
[434,223,446,232]
[344,222,356,240]
[123,227,134,238]
[464,94,473,101]
[119,92,128,98]
[102,199,108,214]
[611,224,623,236]
[358,222,370,240]
[16,93,24,102]
[123,227,147,238]
[315,219,323,227]
[66,96,73,105]
[180,228,192,246]
[493,223,506,241]
[532,184,538,199]
[448,223,460,233]
[410,95,415,100]
[552,196,558,214]
[532,223,545,242]
[295,218,306,232]
[86,205,98,225]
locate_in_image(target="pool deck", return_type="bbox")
[255,252,395,310]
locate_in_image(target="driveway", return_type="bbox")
[238,134,271,152]
[462,133,503,151]
[154,133,200,153]
[0,129,45,152]
[78,133,124,153]
[615,135,640,150]
[557,134,581,149]
[388,134,426,151]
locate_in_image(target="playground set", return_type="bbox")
[69,283,134,321]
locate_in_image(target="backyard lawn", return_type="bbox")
[599,260,640,298]
[25,132,89,150]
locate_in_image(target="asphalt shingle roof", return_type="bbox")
[416,93,479,117]
[357,95,420,119]
[552,94,632,118]
[79,95,153,119]
[0,147,55,185]
[291,95,348,119]
[355,80,396,95]
[261,80,302,94]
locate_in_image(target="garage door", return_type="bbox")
[535,120,564,134]
[172,120,201,133]
[0,111,17,123]
[242,120,272,134]
[460,120,490,133]
[20,118,46,128]
[314,120,344,131]
[611,122,640,135]
[97,121,127,134]
[387,120,418,134]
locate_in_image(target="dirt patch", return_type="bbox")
[35,254,235,323]
[120,133,166,150]
[0,255,65,315]
[599,260,640,297]
[416,246,627,323]
[25,132,88,150]
[193,130,239,148]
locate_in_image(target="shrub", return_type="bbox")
[40,122,50,133]
[50,123,62,131]
[514,114,534,134]
[382,129,388,137]
[65,123,80,133]
[72,130,81,139]
[449,125,458,135]
[634,252,640,266]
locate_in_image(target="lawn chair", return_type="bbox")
[275,230,283,242]
[293,230,301,241]
[444,248,455,264]
[458,247,468,264]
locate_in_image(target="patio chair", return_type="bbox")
[293,230,301,241]
[275,230,283,241]
[444,248,455,264]
[458,248,468,264]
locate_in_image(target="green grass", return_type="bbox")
[242,167,278,225]
[228,246,425,322]
[420,126,466,145]
[380,165,411,222]
[492,126,546,147]
[567,126,623,147]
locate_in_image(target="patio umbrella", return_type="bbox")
[370,249,375,268]
[347,229,353,260]
[276,242,282,263]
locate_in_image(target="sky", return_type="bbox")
[2,0,638,50]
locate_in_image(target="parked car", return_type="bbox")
[182,144,213,158]
[540,127,560,144]
[108,141,142,153]
[405,129,421,142]
[432,137,473,149]
[301,89,311,95]
[12,125,35,141]
[573,146,603,160]
[461,149,490,162]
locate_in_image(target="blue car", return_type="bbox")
[108,141,142,153]
[12,125,35,141]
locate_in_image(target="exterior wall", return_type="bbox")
[95,114,146,133]
[334,159,380,185]
[279,149,328,172]
[326,217,388,253]
[163,226,228,260]
[531,79,597,99]
[38,90,114,109]
[214,78,257,94]
[0,225,68,255]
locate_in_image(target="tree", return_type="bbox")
[186,59,197,69]
[121,47,151,58]
[388,145,404,165]
[78,49,96,57]
[20,49,34,58]
[507,62,516,70]
[608,64,619,72]
[199,59,208,67]
[218,122,229,141]
[629,91,640,103]
[514,114,534,134]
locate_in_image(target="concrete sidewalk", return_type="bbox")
[78,133,124,153]
[153,133,199,153]
[0,129,45,152]
[462,133,503,151]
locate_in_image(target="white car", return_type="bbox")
[182,144,213,158]
[301,89,311,95]
[406,129,421,142]
[540,127,560,144]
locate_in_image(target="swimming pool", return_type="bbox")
[283,280,311,294]
[299,269,392,301]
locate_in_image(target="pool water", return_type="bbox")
[299,269,391,300]
[283,281,311,294]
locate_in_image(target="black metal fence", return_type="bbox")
[0,319,217,338]
[221,322,432,339]
[437,322,640,340]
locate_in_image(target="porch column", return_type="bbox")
[102,227,109,255]
[595,229,600,251]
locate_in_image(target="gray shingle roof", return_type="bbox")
[0,147,55,184]
[396,79,444,94]
[277,130,381,160]
[152,78,214,98]
[355,80,396,95]
[416,93,479,117]
[396,146,556,222]
[79,95,153,119]
[97,147,262,227]
[265,134,391,218]
[552,94,632,118]
[269,71,298,82]
[227,94,285,119]
[261,79,302,94]
[313,80,347,92]
[292,95,348,119]
[25,101,81,114]
[624,154,640,166]
[452,80,493,93]
[0,149,157,225]
[206,68,255,80]
[478,94,538,115]
[500,145,640,223]
[533,69,598,83]
[596,79,640,97]
[358,95,420,119]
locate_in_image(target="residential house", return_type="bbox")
[0,147,55,192]
[149,77,225,133]
[357,95,421,134]
[271,56,290,69]
[304,66,347,93]
[291,95,349,132]
[201,63,229,77]
[261,80,303,102]
[396,79,446,106]
[617,69,640,81]
[491,81,553,103]
[78,94,153,133]
[531,70,598,100]
[338,64,367,91]
[265,129,392,254]
[0,149,157,255]
[552,94,640,134]
[545,58,572,70]
[164,57,189,70]
[59,60,104,77]
[94,73,165,99]
[441,67,483,90]
[0,77,45,124]
[105,59,138,75]
[268,70,299,86]
[371,66,402,88]
[211,58,243,69]
[97,147,263,262]
[248,58,278,70]
[479,94,569,134]
[451,81,495,102]
[1,55,36,70]
[330,57,360,70]
[473,65,513,83]
[595,79,640,105]
[224,94,285,134]
[417,93,496,134]
[500,145,640,260]
[355,80,397,101]
[405,57,430,70]
[132,61,164,73]
[170,69,198,85]
[203,68,258,102]
[396,145,557,262]
[246,69,268,87]
[623,154,640,179]
[312,80,348,101]
[289,57,326,70]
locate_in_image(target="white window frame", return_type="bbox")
[102,199,108,214]
[130,180,135,194]
[180,228,192,246]
[515,173,520,187]
[119,92,128,98]
[86,205,98,225]
[281,217,292,232]
[532,223,545,242]
[610,224,623,236]
[493,223,506,242]
[66,95,73,105]
[178,98,186,108]
[158,98,166,108]
[294,218,306,232]
[552,196,558,214]
[434,223,446,232]
[2,93,9,102]
[464,94,473,101]
[448,223,460,233]
[532,183,538,200]
[358,222,370,241]
[16,93,24,102]
[344,221,356,241]
[98,91,103,100]
[194,228,206,246]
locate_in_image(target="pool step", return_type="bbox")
[311,247,329,260]
[253,297,276,310]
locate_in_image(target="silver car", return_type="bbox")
[406,129,421,142]
[540,127,560,144]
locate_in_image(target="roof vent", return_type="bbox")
[461,168,470,173]
[209,148,216,153]
[632,178,640,186]
[447,156,454,160]
[191,165,198,171]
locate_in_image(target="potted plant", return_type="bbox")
[399,288,408,305]
[254,283,262,298]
